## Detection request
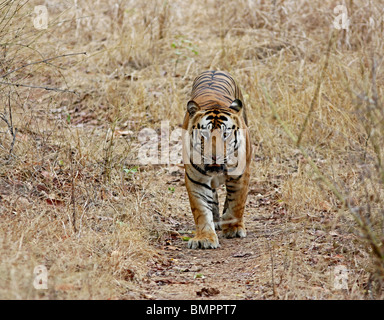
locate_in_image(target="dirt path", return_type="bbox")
[141,228,266,300]
[137,176,285,300]
[130,167,354,300]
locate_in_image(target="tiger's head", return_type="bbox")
[183,99,247,176]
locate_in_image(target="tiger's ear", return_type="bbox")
[187,100,199,117]
[230,99,243,113]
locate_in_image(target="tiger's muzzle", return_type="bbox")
[205,163,225,173]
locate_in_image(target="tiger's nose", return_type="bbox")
[210,156,220,166]
[212,155,222,164]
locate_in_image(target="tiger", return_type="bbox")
[182,70,252,249]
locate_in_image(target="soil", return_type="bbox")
[125,164,356,301]
[135,171,294,300]
[141,231,270,300]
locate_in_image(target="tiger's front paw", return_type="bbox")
[222,223,246,239]
[188,232,220,249]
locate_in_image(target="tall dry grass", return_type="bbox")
[0,0,383,299]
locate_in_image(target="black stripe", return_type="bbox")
[226,186,238,193]
[191,191,213,211]
[227,174,243,181]
[192,190,213,202]
[186,171,212,190]
[191,161,208,175]
[205,109,231,116]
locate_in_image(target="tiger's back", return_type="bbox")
[182,70,252,249]
[189,71,248,125]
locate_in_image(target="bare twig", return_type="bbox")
[69,149,77,234]
[0,80,79,95]
[296,32,335,146]
[0,91,17,157]
[0,52,87,78]
[266,236,276,297]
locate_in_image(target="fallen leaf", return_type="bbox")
[46,198,64,206]
[319,201,333,212]
[141,293,154,299]
[196,287,220,297]
[122,269,135,281]
[164,245,181,251]
[154,279,191,285]
[233,252,253,258]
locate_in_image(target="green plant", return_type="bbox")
[168,186,175,193]
[171,36,198,75]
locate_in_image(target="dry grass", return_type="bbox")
[0,0,383,299]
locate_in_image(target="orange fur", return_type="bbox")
[182,71,252,249]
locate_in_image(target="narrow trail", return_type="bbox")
[143,240,252,299]
[133,167,350,300]
[137,173,285,300]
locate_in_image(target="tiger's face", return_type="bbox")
[184,99,246,176]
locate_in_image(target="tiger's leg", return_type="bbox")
[221,173,250,238]
[185,171,219,249]
[212,188,221,230]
